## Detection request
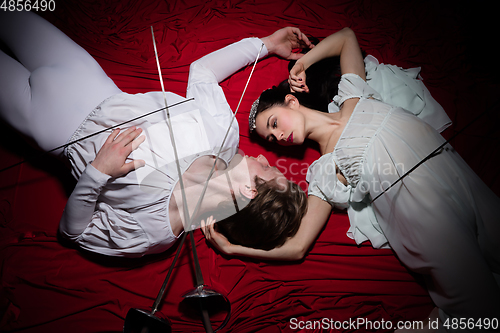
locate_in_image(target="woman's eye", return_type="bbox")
[273,120,277,128]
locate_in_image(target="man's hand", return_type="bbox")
[91,127,145,178]
[262,27,314,60]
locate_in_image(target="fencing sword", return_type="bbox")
[0,23,262,331]
[183,41,264,228]
[125,25,212,333]
[0,99,193,174]
[124,27,264,333]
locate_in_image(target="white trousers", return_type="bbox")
[0,11,121,153]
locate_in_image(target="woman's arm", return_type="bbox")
[202,195,332,260]
[289,27,365,93]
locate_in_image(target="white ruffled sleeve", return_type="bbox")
[306,154,390,249]
[306,154,351,210]
[330,73,382,111]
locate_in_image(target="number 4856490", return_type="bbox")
[443,317,499,331]
[1,0,56,11]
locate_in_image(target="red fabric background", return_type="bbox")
[1,0,498,332]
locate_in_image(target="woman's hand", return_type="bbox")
[91,127,146,178]
[289,61,309,93]
[262,27,314,60]
[201,216,234,255]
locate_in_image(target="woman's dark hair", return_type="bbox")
[214,177,308,251]
[255,56,342,119]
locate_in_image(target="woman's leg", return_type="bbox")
[0,11,122,152]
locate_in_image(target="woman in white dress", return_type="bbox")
[203,27,500,328]
[0,11,311,257]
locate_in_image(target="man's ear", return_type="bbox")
[239,184,257,200]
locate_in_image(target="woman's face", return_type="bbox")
[255,105,304,146]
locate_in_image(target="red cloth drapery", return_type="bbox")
[1,1,497,332]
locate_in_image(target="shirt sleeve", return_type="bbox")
[59,164,151,257]
[59,164,111,238]
[186,37,268,120]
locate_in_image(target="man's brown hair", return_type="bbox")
[214,177,307,251]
